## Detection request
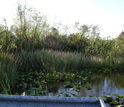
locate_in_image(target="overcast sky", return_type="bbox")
[0,0,124,38]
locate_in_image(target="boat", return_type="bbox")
[0,95,107,107]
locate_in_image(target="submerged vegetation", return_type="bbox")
[103,95,124,107]
[0,4,124,97]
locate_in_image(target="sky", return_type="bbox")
[0,0,124,38]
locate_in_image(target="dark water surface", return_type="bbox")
[48,73,124,97]
[80,74,124,97]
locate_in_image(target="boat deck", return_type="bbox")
[0,95,106,107]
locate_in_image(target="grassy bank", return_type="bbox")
[0,50,124,95]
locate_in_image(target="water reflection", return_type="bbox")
[47,82,79,97]
[47,73,124,97]
[80,74,124,97]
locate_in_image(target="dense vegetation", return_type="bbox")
[0,4,124,96]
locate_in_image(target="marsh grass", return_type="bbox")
[24,50,124,73]
[0,49,124,95]
[16,51,45,73]
[0,53,17,94]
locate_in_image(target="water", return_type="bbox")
[80,73,124,97]
[47,73,124,97]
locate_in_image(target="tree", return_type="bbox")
[11,4,49,52]
[0,21,16,53]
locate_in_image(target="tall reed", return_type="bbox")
[0,53,17,94]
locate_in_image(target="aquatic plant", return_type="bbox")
[103,95,124,107]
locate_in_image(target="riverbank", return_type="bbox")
[0,50,124,96]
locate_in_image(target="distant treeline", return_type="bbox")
[0,4,124,59]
